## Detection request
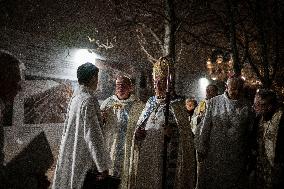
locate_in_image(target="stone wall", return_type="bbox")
[2,80,66,188]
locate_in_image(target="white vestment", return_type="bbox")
[100,94,143,178]
[196,93,253,189]
[52,85,110,189]
[126,96,196,189]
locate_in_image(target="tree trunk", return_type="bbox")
[164,0,176,61]
[255,0,271,88]
[226,0,241,76]
[164,0,176,88]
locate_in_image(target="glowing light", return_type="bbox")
[74,49,99,68]
[211,77,217,80]
[241,76,246,80]
[67,49,101,80]
[206,58,212,65]
[206,58,214,70]
[199,78,209,98]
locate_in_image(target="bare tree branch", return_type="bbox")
[242,33,263,81]
[136,32,157,63]
[175,11,190,35]
[182,31,230,52]
[139,23,165,53]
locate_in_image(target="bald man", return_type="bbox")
[100,76,144,186]
[196,77,254,189]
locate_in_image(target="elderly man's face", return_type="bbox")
[253,95,270,115]
[227,80,242,100]
[115,77,132,100]
[154,77,167,98]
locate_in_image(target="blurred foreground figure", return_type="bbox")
[52,63,110,189]
[0,50,24,188]
[124,57,196,189]
[100,75,144,188]
[252,89,284,189]
[196,77,254,189]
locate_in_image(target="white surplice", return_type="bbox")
[127,96,196,189]
[52,85,111,189]
[196,92,253,189]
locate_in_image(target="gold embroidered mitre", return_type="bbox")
[153,57,172,80]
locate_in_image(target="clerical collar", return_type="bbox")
[156,94,180,100]
[112,94,136,103]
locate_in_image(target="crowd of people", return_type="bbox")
[0,50,283,189]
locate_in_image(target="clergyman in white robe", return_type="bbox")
[196,92,253,189]
[52,85,111,189]
[126,96,196,189]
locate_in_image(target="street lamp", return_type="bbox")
[74,49,99,68]
[199,77,209,98]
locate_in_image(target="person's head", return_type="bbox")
[206,84,218,100]
[153,57,172,98]
[226,77,244,100]
[115,75,133,100]
[185,99,198,112]
[0,50,24,102]
[253,89,278,116]
[77,62,99,91]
